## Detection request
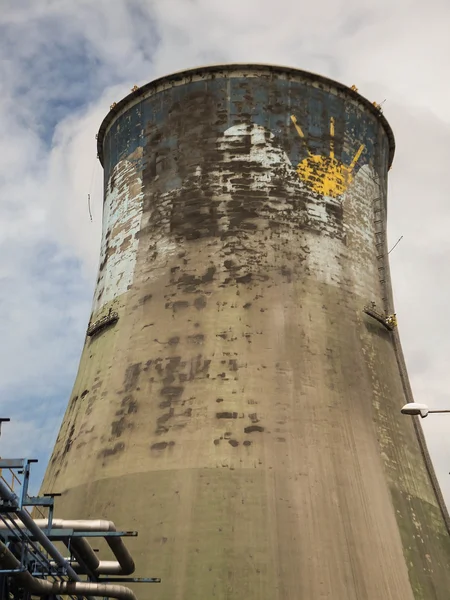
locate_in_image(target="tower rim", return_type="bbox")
[96,62,395,169]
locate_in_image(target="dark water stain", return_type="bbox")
[122,395,138,414]
[224,259,235,270]
[280,265,292,282]
[123,363,141,392]
[216,412,238,419]
[63,424,76,455]
[160,386,184,398]
[172,301,189,312]
[188,334,205,345]
[151,441,175,451]
[98,442,125,458]
[157,410,174,425]
[111,417,127,438]
[194,296,207,310]
[235,273,252,284]
[176,267,216,293]
[244,425,264,433]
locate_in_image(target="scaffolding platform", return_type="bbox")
[363,305,397,331]
[87,310,119,337]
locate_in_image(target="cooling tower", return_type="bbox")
[42,65,450,599]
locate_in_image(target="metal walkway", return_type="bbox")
[0,418,160,599]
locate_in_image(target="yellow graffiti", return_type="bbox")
[290,115,365,198]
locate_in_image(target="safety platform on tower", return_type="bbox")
[363,303,398,331]
[86,309,119,337]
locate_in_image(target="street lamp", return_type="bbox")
[401,403,450,419]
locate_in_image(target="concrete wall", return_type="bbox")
[42,65,450,600]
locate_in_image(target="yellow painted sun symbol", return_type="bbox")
[290,115,365,198]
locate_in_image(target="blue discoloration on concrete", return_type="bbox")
[102,72,383,188]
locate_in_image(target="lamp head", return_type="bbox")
[401,403,429,418]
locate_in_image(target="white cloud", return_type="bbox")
[1,0,450,504]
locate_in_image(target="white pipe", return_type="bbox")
[69,535,100,573]
[0,540,137,600]
[35,519,135,575]
[50,559,131,575]
[0,517,135,575]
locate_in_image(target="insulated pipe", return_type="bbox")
[0,540,137,600]
[69,535,100,573]
[0,521,101,573]
[0,518,135,575]
[54,552,131,576]
[71,559,134,576]
[50,559,133,575]
[0,479,80,582]
[34,519,135,576]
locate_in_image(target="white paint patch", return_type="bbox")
[305,233,344,287]
[218,124,348,289]
[213,124,303,234]
[138,194,179,284]
[220,124,294,182]
[93,158,143,314]
[303,164,381,293]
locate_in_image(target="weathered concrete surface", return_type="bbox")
[42,65,450,599]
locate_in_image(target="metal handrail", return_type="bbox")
[0,470,46,519]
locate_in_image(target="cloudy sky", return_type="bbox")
[1,0,450,497]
